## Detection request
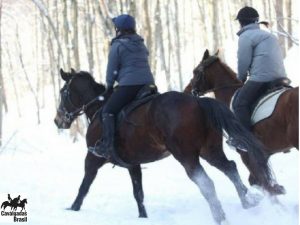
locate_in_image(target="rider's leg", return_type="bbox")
[233,80,268,130]
[92,85,144,158]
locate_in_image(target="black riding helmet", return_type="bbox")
[236,6,259,26]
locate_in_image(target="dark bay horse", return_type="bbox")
[187,50,299,194]
[54,69,274,225]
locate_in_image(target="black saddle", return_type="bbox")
[265,77,292,94]
[117,84,159,126]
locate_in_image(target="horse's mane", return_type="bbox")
[77,71,106,94]
[217,59,240,83]
[78,71,96,82]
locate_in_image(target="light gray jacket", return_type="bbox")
[237,23,286,82]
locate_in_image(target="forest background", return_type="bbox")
[0,0,298,143]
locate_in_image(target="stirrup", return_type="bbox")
[88,140,110,159]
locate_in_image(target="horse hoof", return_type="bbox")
[66,206,80,211]
[269,184,286,195]
[220,219,230,225]
[139,214,148,218]
[242,189,264,209]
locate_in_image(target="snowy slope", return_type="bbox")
[0,112,298,225]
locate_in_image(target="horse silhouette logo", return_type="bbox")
[0,194,28,222]
[1,194,27,212]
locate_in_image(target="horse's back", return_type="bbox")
[254,86,299,151]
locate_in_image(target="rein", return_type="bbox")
[59,96,104,123]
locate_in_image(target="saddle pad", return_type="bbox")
[250,88,288,124]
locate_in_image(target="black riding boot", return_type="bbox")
[93,113,115,159]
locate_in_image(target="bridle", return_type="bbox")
[58,78,104,124]
[192,56,242,96]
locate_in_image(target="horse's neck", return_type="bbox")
[214,88,237,106]
[85,102,101,121]
[213,77,240,106]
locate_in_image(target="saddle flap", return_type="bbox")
[251,88,289,124]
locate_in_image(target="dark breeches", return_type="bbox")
[102,85,144,115]
[233,80,269,130]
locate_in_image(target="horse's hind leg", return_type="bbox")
[202,142,258,208]
[128,165,147,218]
[238,151,285,195]
[170,146,226,225]
[70,152,106,211]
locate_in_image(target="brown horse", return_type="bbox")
[187,49,299,194]
[54,69,274,225]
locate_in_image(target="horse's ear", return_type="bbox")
[71,68,76,75]
[214,49,219,56]
[202,49,210,61]
[60,68,69,81]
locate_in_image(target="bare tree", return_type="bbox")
[63,0,71,69]
[32,0,65,68]
[72,0,80,69]
[16,25,41,124]
[286,0,293,49]
[5,43,21,117]
[275,0,286,57]
[0,0,2,146]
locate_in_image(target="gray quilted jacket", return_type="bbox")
[237,23,286,82]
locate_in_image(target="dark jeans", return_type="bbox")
[102,85,145,116]
[233,80,269,130]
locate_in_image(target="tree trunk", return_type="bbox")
[0,0,3,146]
[212,0,221,53]
[155,0,171,90]
[174,0,183,90]
[286,0,293,49]
[63,0,71,69]
[32,0,65,68]
[72,0,80,69]
[275,0,286,57]
[16,26,41,124]
[5,43,21,117]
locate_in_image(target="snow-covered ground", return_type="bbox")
[0,46,299,225]
[0,100,298,225]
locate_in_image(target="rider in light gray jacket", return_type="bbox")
[233,6,287,132]
[237,23,286,82]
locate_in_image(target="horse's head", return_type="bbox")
[190,49,220,96]
[21,199,27,204]
[190,50,242,97]
[54,68,106,129]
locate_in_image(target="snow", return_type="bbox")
[0,99,298,225]
[0,47,299,225]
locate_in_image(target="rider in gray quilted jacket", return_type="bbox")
[233,6,287,132]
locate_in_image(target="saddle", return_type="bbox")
[232,78,292,125]
[117,84,159,126]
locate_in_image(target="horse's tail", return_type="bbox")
[197,97,274,188]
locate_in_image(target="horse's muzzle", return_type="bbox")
[54,113,71,129]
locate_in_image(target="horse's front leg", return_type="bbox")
[128,165,147,218]
[69,152,107,211]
